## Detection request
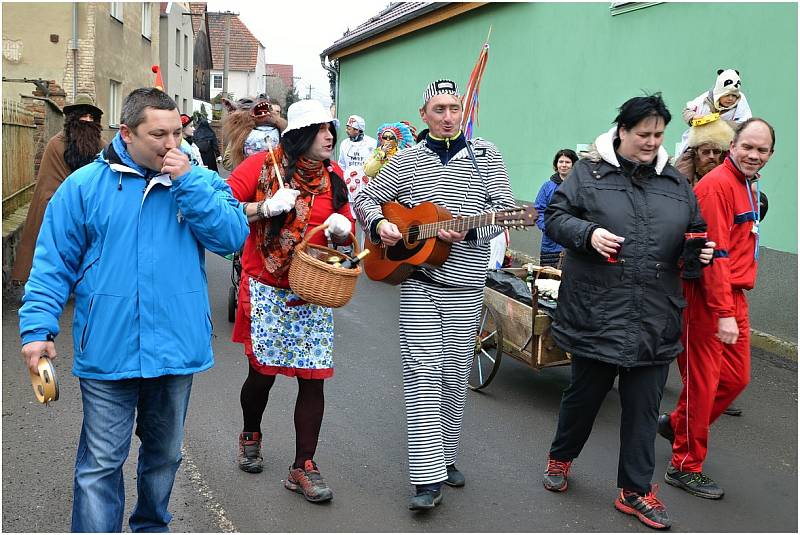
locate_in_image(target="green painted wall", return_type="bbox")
[336,2,797,253]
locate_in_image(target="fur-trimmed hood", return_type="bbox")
[583,126,670,174]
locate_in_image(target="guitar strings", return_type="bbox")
[390,208,528,239]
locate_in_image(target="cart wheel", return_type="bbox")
[227,286,237,323]
[469,305,503,391]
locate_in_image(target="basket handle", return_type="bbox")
[296,224,360,256]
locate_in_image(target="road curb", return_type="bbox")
[506,247,798,362]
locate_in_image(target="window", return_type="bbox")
[141,3,151,39]
[183,35,189,70]
[109,80,121,127]
[175,29,181,66]
[183,98,188,115]
[110,2,123,21]
[175,95,180,110]
[212,74,223,90]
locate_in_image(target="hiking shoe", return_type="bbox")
[445,464,465,487]
[614,484,672,530]
[409,489,443,510]
[664,464,724,499]
[543,457,572,492]
[723,403,743,416]
[657,413,674,445]
[284,460,333,503]
[237,432,263,473]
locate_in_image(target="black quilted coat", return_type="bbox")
[544,131,706,367]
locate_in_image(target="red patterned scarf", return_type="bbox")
[254,147,331,276]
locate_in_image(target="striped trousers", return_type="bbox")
[399,280,483,485]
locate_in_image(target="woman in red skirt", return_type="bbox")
[226,99,354,503]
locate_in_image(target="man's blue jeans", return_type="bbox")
[72,374,193,532]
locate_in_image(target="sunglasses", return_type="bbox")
[381,133,396,140]
[698,148,723,157]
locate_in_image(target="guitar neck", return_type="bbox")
[415,213,496,240]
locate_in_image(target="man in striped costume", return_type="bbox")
[353,79,516,511]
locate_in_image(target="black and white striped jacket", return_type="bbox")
[353,138,515,288]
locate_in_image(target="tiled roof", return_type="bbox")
[321,2,443,58]
[189,2,206,36]
[207,12,262,71]
[266,64,294,90]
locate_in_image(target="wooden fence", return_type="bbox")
[2,99,36,218]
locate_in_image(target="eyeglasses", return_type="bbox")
[381,133,396,140]
[698,148,723,157]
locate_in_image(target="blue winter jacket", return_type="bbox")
[19,134,250,380]
[534,173,564,254]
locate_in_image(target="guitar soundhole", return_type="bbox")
[386,222,425,261]
[407,225,420,244]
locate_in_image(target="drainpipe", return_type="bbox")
[71,3,78,101]
[320,55,339,116]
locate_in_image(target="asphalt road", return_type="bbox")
[3,252,797,532]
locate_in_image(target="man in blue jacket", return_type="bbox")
[18,88,249,532]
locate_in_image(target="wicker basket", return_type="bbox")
[288,224,361,308]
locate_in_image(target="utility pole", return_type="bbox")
[222,11,236,100]
[306,83,313,99]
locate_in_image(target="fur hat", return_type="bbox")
[713,69,742,111]
[687,115,735,151]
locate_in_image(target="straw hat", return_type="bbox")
[63,93,103,117]
[282,99,333,136]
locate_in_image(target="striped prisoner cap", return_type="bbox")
[422,79,460,104]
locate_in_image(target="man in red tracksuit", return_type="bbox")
[658,118,775,499]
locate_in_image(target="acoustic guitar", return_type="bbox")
[363,201,537,284]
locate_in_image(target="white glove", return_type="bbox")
[260,188,301,218]
[323,213,352,240]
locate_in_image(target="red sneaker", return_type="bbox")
[284,460,333,503]
[543,457,572,492]
[614,484,672,530]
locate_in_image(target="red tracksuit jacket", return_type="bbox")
[694,157,759,317]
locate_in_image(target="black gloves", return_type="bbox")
[680,237,710,279]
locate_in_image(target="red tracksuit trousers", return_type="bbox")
[669,283,750,473]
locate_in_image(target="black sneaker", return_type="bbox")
[543,457,572,492]
[657,413,674,444]
[614,484,672,530]
[664,464,724,499]
[723,403,743,416]
[409,488,443,510]
[238,432,263,473]
[445,464,465,487]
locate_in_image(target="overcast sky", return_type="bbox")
[205,0,390,106]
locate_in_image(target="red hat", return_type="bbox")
[180,113,192,127]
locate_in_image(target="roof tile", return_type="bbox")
[207,12,262,71]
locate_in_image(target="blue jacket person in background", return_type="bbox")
[534,148,578,267]
[18,88,249,532]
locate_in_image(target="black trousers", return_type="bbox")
[549,355,669,494]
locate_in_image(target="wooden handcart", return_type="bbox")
[470,266,571,390]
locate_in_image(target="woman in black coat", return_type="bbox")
[540,94,714,530]
[193,118,221,171]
